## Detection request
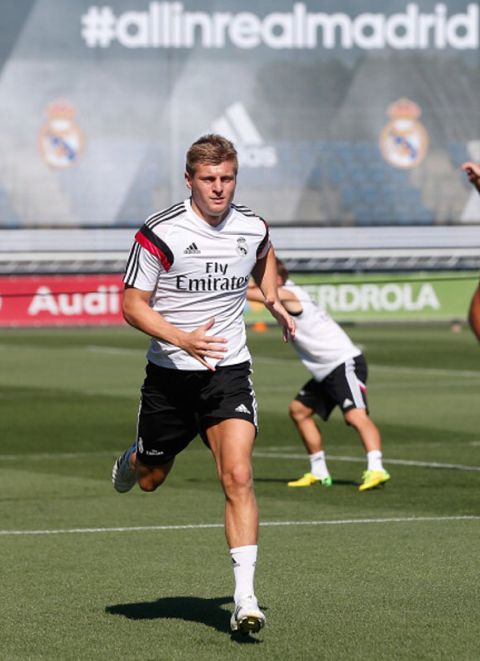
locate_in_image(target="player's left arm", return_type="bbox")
[251,247,295,341]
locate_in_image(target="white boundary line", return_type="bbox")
[1,451,479,472]
[0,451,115,461]
[253,451,480,472]
[0,515,478,538]
[369,363,480,379]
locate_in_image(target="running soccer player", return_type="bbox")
[112,134,295,635]
[247,258,390,492]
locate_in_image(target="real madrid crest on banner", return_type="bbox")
[379,98,429,169]
[39,101,84,169]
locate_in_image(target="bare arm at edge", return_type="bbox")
[468,284,480,341]
[462,161,480,193]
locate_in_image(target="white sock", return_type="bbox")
[309,451,330,479]
[230,545,257,603]
[367,450,384,472]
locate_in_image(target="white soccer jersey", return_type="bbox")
[124,198,270,370]
[284,280,361,382]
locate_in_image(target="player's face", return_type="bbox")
[185,160,237,226]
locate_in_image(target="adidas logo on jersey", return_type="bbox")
[342,398,353,408]
[184,242,201,254]
[235,404,251,414]
[211,102,277,168]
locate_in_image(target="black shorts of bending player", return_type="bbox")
[295,354,369,422]
[136,361,258,466]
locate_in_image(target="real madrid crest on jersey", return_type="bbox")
[236,237,248,255]
[379,98,429,169]
[39,101,84,169]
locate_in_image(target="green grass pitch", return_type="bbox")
[0,323,479,660]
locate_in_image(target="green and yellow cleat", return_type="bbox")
[287,472,333,488]
[358,469,391,492]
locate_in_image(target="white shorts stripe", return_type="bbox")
[344,358,365,409]
[247,363,258,429]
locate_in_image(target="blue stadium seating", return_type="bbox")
[239,140,442,225]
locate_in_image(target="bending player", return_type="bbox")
[247,258,390,492]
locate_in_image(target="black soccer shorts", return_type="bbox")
[294,354,369,421]
[135,360,258,465]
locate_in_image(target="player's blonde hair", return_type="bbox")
[186,134,238,176]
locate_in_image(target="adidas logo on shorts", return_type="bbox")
[235,404,251,414]
[184,242,201,254]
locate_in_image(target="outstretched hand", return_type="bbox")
[264,300,296,342]
[462,161,480,193]
[181,318,227,370]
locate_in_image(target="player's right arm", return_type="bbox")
[122,287,227,370]
[123,226,226,370]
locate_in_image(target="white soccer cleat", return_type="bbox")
[112,443,137,493]
[230,595,266,634]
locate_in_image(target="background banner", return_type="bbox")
[0,272,476,326]
[0,1,478,228]
[245,272,478,323]
[0,275,124,327]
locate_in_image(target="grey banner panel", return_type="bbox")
[0,0,478,227]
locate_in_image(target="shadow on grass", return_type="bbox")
[255,477,358,487]
[106,595,263,643]
[330,478,359,487]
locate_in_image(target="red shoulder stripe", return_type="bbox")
[135,228,173,272]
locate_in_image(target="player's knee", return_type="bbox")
[138,476,161,492]
[137,468,168,492]
[221,464,252,494]
[344,407,369,429]
[289,400,310,423]
[136,458,173,492]
[138,481,155,492]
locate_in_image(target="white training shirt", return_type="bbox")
[284,280,361,381]
[124,198,270,370]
